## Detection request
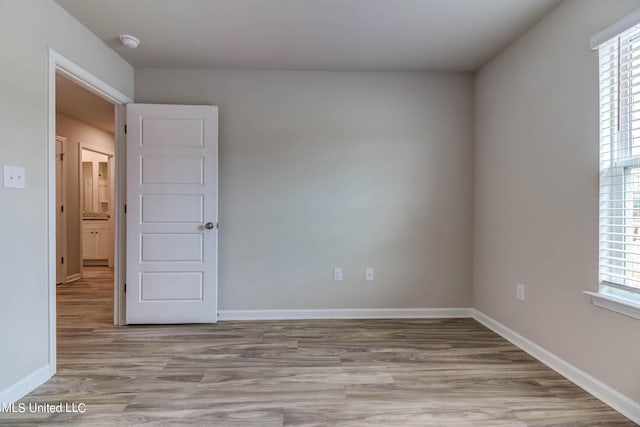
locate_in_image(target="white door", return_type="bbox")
[126,104,218,324]
[55,136,66,284]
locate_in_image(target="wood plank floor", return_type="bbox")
[2,267,634,426]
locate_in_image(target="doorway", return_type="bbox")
[48,49,132,376]
[56,74,116,282]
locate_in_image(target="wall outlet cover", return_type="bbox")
[333,267,343,281]
[516,283,525,301]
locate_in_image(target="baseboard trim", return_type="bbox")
[6,310,635,423]
[472,309,640,424]
[65,273,82,283]
[0,365,51,405]
[218,307,473,321]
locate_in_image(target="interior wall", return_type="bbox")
[0,0,133,396]
[474,0,640,403]
[56,113,115,278]
[136,69,474,310]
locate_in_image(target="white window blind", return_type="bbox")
[599,23,640,296]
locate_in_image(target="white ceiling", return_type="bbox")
[56,0,561,72]
[56,74,114,133]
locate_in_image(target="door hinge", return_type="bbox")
[124,283,127,293]
[60,153,65,161]
[61,256,64,265]
[124,204,127,214]
[60,205,64,213]
[124,124,127,134]
[217,222,219,229]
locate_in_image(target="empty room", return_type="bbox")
[0,0,639,425]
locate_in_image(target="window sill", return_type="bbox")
[584,291,640,320]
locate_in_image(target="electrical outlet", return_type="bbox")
[4,165,25,189]
[333,267,343,281]
[365,267,374,281]
[516,283,525,301]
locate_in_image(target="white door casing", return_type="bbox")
[126,104,218,324]
[55,136,67,284]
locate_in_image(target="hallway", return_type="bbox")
[57,267,114,329]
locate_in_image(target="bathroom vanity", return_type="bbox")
[81,150,113,266]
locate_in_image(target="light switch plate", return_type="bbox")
[365,267,374,281]
[333,267,343,281]
[4,165,25,189]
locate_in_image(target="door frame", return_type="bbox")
[55,136,67,284]
[47,49,132,376]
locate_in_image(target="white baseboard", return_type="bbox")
[6,311,635,424]
[0,365,51,405]
[65,273,82,283]
[472,309,640,425]
[218,307,473,321]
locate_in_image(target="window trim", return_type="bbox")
[584,289,640,320]
[591,12,640,319]
[590,7,640,49]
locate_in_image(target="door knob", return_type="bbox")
[205,222,215,230]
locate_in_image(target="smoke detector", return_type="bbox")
[119,34,140,49]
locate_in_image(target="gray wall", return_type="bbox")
[136,69,474,310]
[474,0,640,402]
[0,0,132,394]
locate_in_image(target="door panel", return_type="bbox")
[141,272,203,301]
[141,118,204,147]
[141,234,204,262]
[141,195,204,223]
[126,104,218,324]
[141,156,204,184]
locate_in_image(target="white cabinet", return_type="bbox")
[82,220,111,265]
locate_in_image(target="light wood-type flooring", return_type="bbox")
[1,267,634,426]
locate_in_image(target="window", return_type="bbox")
[597,22,640,311]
